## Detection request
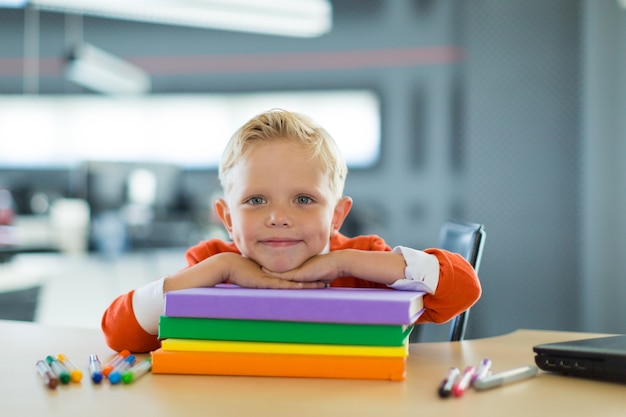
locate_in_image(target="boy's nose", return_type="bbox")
[267,206,292,227]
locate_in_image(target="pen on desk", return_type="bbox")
[122,357,152,384]
[36,359,59,389]
[452,365,476,397]
[89,354,103,384]
[102,349,130,377]
[45,355,70,384]
[471,359,492,384]
[57,353,83,383]
[108,355,136,385]
[438,367,460,398]
[473,365,538,391]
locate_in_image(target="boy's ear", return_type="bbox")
[331,196,353,236]
[214,198,233,236]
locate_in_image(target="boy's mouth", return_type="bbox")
[260,238,302,248]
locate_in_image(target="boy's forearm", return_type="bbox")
[163,253,229,292]
[340,249,407,285]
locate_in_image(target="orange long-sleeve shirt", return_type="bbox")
[101,233,481,353]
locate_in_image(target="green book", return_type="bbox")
[159,316,413,347]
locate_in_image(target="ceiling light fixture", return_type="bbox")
[28,0,332,38]
[65,42,150,95]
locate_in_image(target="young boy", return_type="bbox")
[102,109,481,353]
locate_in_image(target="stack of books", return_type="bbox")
[151,284,425,381]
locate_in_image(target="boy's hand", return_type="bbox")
[264,250,407,286]
[222,253,327,289]
[264,252,343,284]
[164,252,326,292]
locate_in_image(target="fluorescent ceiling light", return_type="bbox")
[28,0,332,38]
[0,0,27,7]
[0,91,380,168]
[65,43,151,94]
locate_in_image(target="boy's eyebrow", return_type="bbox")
[237,186,328,199]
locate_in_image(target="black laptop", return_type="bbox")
[533,335,626,382]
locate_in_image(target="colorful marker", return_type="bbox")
[45,355,70,384]
[452,365,476,397]
[57,353,83,383]
[102,349,130,377]
[36,359,59,389]
[108,355,136,385]
[122,357,152,384]
[473,365,538,391]
[472,359,492,384]
[438,367,460,398]
[89,354,103,384]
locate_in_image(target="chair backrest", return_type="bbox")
[439,220,485,342]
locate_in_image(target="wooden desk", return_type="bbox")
[1,320,624,416]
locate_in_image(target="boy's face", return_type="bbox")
[215,139,352,273]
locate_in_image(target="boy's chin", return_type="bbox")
[260,259,302,274]
[263,264,295,274]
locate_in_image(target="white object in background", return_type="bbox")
[49,198,91,254]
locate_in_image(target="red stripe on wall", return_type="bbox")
[0,46,463,77]
[131,46,464,75]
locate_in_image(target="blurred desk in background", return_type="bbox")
[0,224,48,320]
[1,248,188,327]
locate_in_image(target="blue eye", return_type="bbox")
[296,196,313,204]
[247,196,266,205]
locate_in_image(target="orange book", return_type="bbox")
[151,348,406,381]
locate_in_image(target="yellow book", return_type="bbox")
[161,338,409,357]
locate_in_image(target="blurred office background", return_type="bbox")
[0,0,624,340]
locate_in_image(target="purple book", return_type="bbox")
[163,284,425,325]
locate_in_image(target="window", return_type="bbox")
[0,90,381,169]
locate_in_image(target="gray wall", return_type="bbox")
[462,2,581,337]
[581,0,626,334]
[1,0,625,339]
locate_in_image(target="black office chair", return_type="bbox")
[409,220,485,343]
[440,220,485,342]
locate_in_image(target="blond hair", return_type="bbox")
[218,109,347,200]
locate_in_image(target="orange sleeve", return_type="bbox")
[101,239,239,353]
[330,234,482,323]
[101,291,162,353]
[415,248,482,324]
